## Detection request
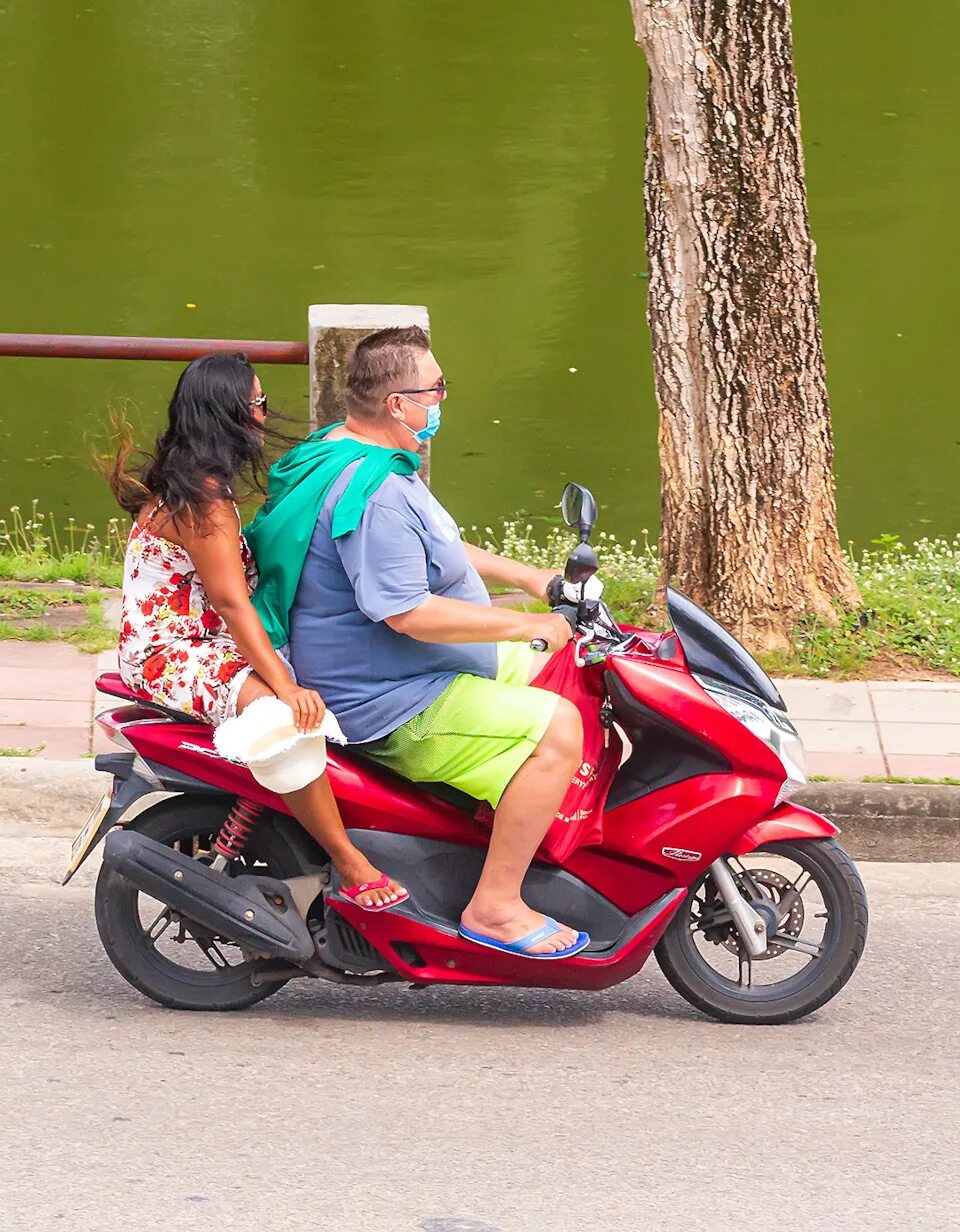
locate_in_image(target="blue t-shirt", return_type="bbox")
[288,464,498,743]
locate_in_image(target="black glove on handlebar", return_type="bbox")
[546,574,565,607]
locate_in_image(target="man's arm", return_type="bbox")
[387,595,572,652]
[337,502,570,650]
[463,543,559,602]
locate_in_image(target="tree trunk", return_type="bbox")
[629,0,859,652]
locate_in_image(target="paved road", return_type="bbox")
[0,825,956,1232]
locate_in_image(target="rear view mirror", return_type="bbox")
[560,483,597,543]
[565,541,599,585]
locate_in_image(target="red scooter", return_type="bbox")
[68,485,867,1024]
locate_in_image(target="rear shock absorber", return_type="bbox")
[210,798,264,871]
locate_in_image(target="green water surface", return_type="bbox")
[0,1,956,545]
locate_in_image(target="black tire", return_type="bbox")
[94,796,321,1011]
[655,839,868,1025]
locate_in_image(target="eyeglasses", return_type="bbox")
[384,377,448,403]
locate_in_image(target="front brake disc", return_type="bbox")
[721,867,806,959]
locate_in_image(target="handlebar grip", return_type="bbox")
[530,638,548,653]
[546,574,565,607]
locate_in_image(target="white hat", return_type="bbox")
[214,696,346,795]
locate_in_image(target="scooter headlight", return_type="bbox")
[695,677,808,804]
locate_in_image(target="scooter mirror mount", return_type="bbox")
[560,482,598,544]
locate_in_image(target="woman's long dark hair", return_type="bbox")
[106,352,286,527]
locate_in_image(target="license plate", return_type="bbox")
[63,791,111,883]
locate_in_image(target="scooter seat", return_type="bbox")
[341,745,481,815]
[95,672,207,724]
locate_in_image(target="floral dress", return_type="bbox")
[118,503,257,726]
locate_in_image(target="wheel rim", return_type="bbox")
[125,824,289,983]
[677,846,842,1001]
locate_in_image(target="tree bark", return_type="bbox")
[629,0,859,651]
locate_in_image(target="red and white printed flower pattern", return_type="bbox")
[118,513,257,726]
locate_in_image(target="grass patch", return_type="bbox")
[0,502,124,588]
[806,773,959,786]
[862,775,960,787]
[475,523,960,679]
[0,586,116,654]
[0,744,45,757]
[0,620,58,643]
[757,534,960,679]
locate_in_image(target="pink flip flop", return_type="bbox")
[338,874,410,913]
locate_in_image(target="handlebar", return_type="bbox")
[528,573,622,655]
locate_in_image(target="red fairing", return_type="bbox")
[326,888,684,992]
[729,803,840,854]
[606,652,787,780]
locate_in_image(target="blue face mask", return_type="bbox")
[399,398,442,444]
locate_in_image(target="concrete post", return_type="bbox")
[308,304,432,484]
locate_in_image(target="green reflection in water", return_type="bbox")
[0,1,956,545]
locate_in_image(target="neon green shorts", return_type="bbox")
[363,642,558,808]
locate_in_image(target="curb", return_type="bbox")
[0,758,103,832]
[794,783,960,862]
[3,759,959,861]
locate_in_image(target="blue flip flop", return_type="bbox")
[458,916,591,960]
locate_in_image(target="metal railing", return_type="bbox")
[0,332,308,364]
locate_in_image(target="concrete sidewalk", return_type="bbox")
[777,678,960,780]
[0,642,118,760]
[0,640,958,779]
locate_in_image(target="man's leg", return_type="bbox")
[460,698,583,954]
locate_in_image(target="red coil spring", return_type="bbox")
[214,798,264,860]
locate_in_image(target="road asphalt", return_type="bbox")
[0,827,955,1232]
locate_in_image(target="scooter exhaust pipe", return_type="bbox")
[102,830,316,964]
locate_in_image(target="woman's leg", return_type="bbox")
[235,673,405,909]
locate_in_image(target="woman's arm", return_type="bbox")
[179,501,322,728]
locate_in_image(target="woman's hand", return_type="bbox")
[276,683,327,733]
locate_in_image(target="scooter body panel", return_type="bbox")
[326,886,685,991]
[729,803,840,854]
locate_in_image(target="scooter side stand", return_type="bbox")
[709,858,769,958]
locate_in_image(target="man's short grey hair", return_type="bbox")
[344,326,430,419]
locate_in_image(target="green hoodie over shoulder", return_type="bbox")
[244,423,419,648]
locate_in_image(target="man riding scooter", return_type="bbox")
[246,326,590,959]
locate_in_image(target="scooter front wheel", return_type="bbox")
[655,838,868,1025]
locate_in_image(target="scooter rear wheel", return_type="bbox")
[655,838,868,1025]
[95,797,321,1011]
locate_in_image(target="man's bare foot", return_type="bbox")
[460,900,580,955]
[337,856,406,909]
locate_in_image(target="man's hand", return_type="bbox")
[523,612,574,653]
[517,566,563,603]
